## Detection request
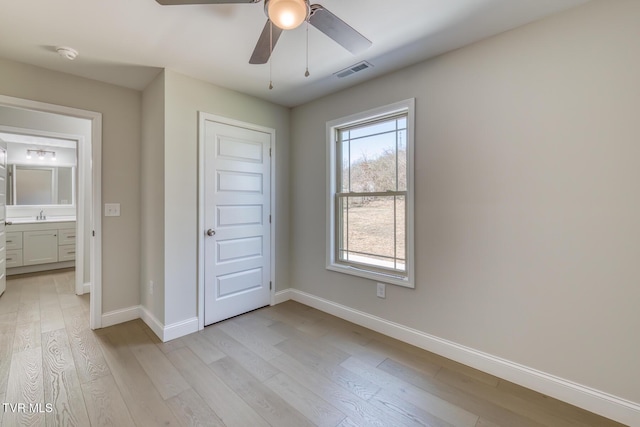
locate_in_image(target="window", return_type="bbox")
[327,99,414,287]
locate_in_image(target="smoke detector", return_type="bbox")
[56,46,78,61]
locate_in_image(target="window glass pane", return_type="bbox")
[350,119,396,140]
[397,129,407,191]
[395,196,406,272]
[349,133,397,193]
[340,140,350,192]
[339,195,404,272]
[397,117,407,130]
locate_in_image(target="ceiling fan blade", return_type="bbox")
[249,20,283,64]
[156,0,258,5]
[309,4,371,54]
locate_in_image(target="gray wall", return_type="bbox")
[0,58,142,314]
[290,0,640,404]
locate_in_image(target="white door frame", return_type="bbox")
[197,112,276,331]
[0,95,103,330]
[0,125,85,296]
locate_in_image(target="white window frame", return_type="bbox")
[326,99,415,288]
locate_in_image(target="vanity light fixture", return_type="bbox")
[26,149,56,161]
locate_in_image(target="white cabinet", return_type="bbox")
[5,221,76,274]
[23,230,58,265]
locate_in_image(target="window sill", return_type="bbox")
[326,263,414,288]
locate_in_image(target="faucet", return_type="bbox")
[37,210,46,221]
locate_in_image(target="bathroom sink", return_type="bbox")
[6,216,76,225]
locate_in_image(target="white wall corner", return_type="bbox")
[139,305,164,341]
[274,288,293,305]
[101,305,140,328]
[163,317,198,342]
[286,289,640,427]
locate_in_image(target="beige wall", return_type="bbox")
[0,58,142,314]
[141,71,166,323]
[290,0,640,404]
[163,69,291,325]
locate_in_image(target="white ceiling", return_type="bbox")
[0,0,588,107]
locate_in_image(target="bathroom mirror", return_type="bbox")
[6,164,75,206]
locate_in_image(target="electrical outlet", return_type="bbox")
[149,280,154,294]
[376,282,386,299]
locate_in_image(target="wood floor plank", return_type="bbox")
[64,311,111,384]
[4,347,45,427]
[182,332,226,364]
[276,338,380,401]
[0,325,16,394]
[202,326,279,382]
[166,347,271,427]
[42,329,91,427]
[119,322,191,400]
[95,329,183,426]
[370,388,456,427]
[435,367,597,427]
[209,356,315,427]
[0,292,20,315]
[81,374,136,427]
[342,356,479,427]
[14,320,42,353]
[217,318,284,360]
[378,358,546,427]
[264,372,347,427]
[40,306,65,333]
[16,301,41,325]
[166,388,226,427]
[0,392,4,426]
[495,379,624,427]
[270,352,399,427]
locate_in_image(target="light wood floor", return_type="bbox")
[0,270,626,427]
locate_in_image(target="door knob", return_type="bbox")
[206,229,216,237]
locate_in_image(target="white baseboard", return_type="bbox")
[139,305,164,339]
[164,317,199,342]
[101,305,140,328]
[274,289,294,304]
[82,282,91,294]
[279,289,639,426]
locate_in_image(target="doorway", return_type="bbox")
[198,113,275,327]
[0,95,102,329]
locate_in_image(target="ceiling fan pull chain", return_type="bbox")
[305,19,310,78]
[269,20,274,90]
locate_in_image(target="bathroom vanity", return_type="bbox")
[6,218,76,275]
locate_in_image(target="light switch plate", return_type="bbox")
[104,203,121,217]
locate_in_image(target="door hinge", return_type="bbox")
[92,230,95,237]
[269,148,272,157]
[269,281,272,290]
[269,214,272,224]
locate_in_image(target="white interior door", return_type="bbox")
[203,119,271,326]
[0,138,7,297]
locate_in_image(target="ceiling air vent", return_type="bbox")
[334,61,373,78]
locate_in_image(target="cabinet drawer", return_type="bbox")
[6,250,23,268]
[58,228,76,245]
[6,231,23,250]
[58,244,76,262]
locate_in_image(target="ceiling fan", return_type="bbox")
[155,0,372,64]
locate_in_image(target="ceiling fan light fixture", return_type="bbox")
[267,0,308,30]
